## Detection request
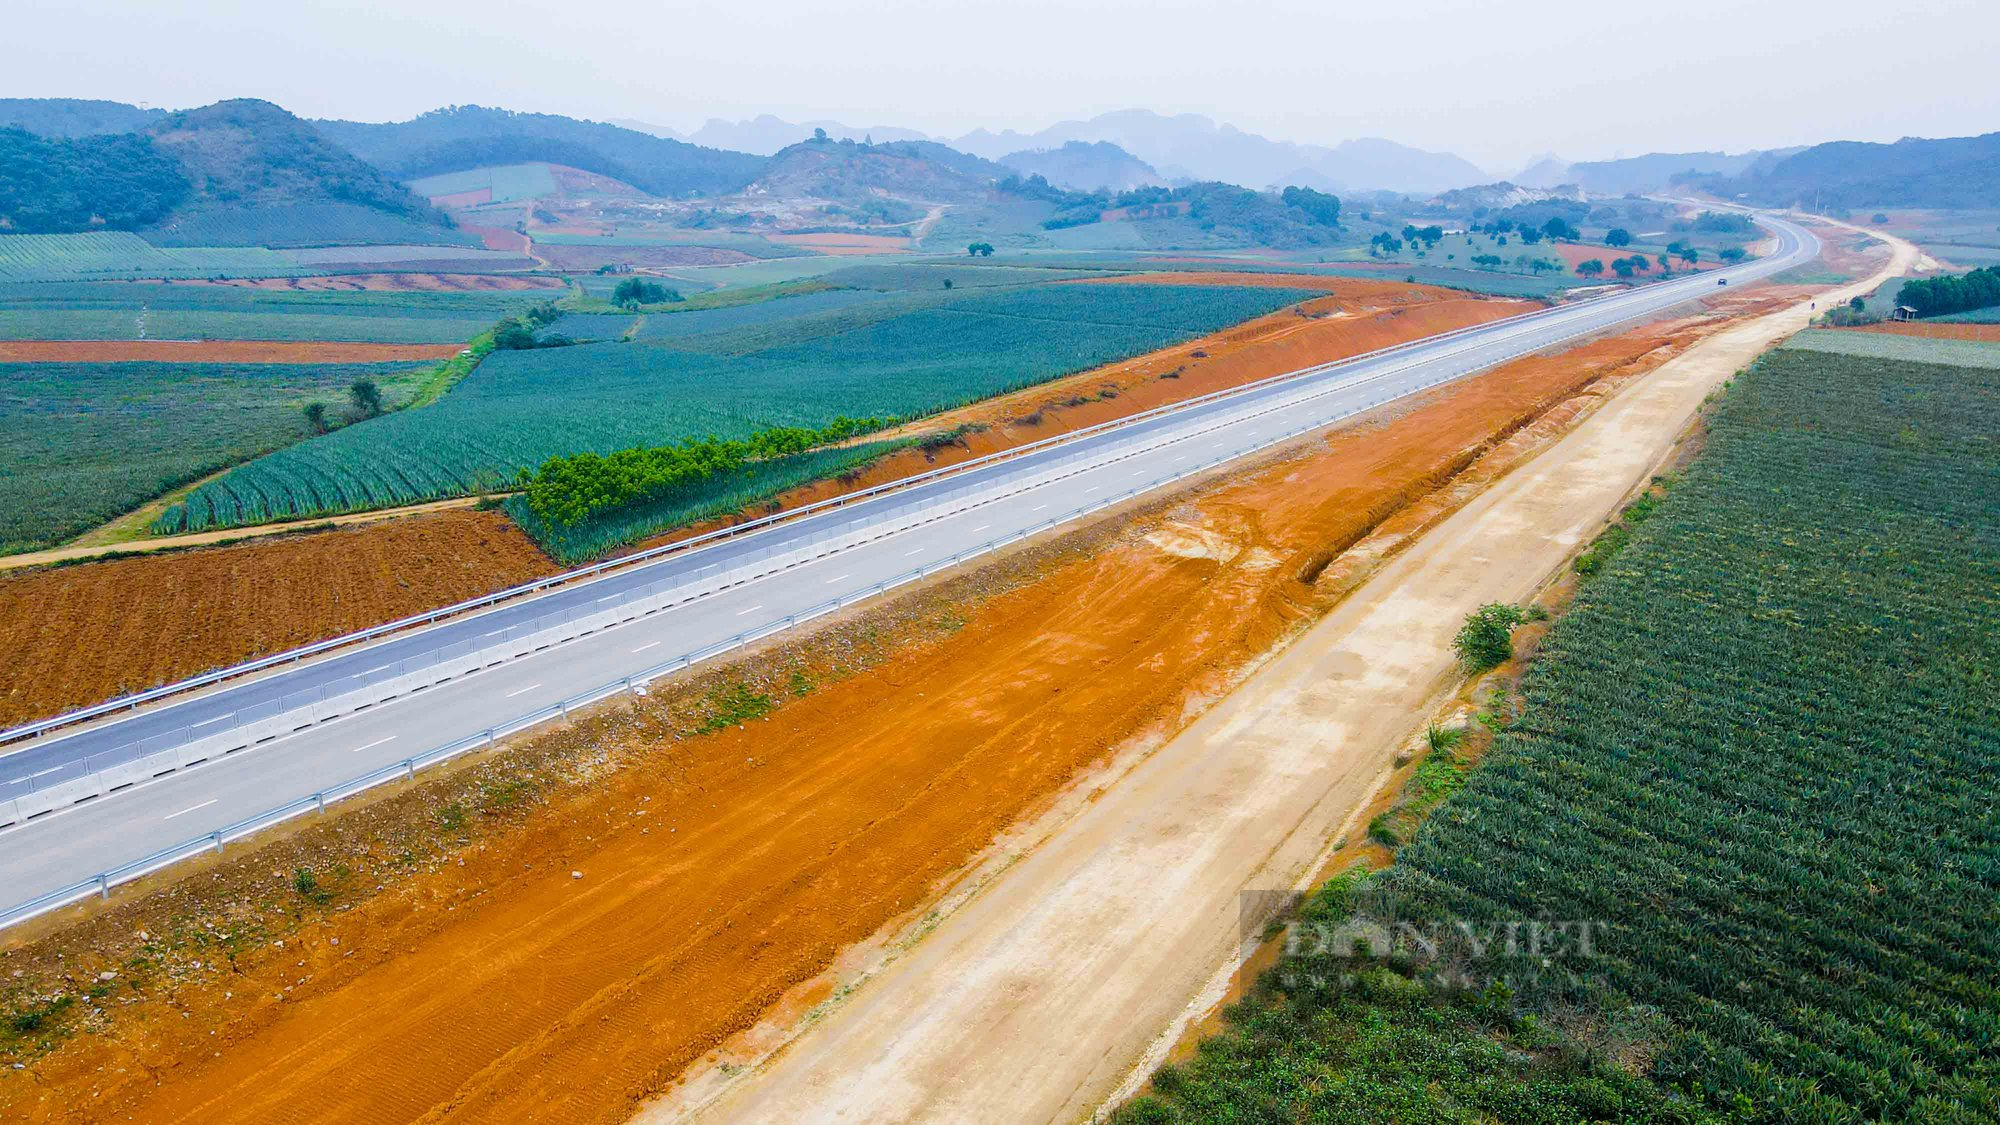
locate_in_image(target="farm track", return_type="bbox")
[0,293,1803,1125]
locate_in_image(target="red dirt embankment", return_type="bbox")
[0,298,1785,1125]
[0,512,554,727]
[0,341,461,364]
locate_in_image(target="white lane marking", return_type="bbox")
[30,766,64,779]
[483,628,506,637]
[598,595,617,602]
[1031,504,1047,512]
[905,547,925,556]
[1085,486,1100,493]
[191,715,229,728]
[1132,470,1146,477]
[735,605,762,616]
[825,574,849,584]
[360,664,393,676]
[164,799,217,821]
[504,683,541,699]
[632,640,663,653]
[970,525,990,532]
[352,736,397,754]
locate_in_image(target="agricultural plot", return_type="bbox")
[0,233,302,282]
[1784,326,2000,367]
[0,283,549,344]
[817,262,1111,290]
[0,360,429,552]
[162,282,1316,531]
[143,203,484,249]
[407,164,559,204]
[1125,344,2000,1122]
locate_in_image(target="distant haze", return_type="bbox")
[11,0,1998,171]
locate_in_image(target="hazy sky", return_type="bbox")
[13,0,1998,171]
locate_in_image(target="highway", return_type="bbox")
[0,214,1816,917]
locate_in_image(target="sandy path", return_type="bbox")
[671,221,1910,1123]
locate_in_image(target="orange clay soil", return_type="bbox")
[155,273,561,292]
[0,511,555,728]
[0,340,461,364]
[0,300,1783,1125]
[0,278,1520,730]
[1852,319,2000,342]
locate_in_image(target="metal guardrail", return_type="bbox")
[0,261,1721,750]
[0,216,1815,929]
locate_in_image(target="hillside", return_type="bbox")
[0,127,187,233]
[751,136,1008,204]
[1515,148,1791,195]
[1000,141,1163,192]
[317,106,765,199]
[147,100,442,222]
[0,97,164,137]
[1699,130,2000,208]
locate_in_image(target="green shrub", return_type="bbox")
[1452,603,1525,671]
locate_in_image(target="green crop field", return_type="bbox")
[0,233,304,282]
[0,360,429,552]
[1121,342,2000,1123]
[1785,326,2000,367]
[0,283,551,344]
[143,203,484,249]
[160,282,1316,532]
[406,164,559,204]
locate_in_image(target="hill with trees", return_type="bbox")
[147,99,443,222]
[0,97,165,137]
[999,141,1164,192]
[752,134,1010,204]
[0,127,187,232]
[1694,130,2000,208]
[316,106,766,199]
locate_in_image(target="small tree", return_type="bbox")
[1612,257,1636,279]
[1576,258,1606,278]
[1849,295,1867,312]
[1454,603,1527,671]
[1605,227,1632,247]
[1657,252,1672,274]
[348,378,383,418]
[1719,246,1746,263]
[967,242,995,257]
[303,401,330,434]
[1678,246,1699,267]
[1871,213,1889,225]
[613,277,678,307]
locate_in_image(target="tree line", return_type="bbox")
[1898,265,2000,318]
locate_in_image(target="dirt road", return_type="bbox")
[669,222,1910,1123]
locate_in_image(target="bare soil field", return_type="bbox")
[1855,319,2000,342]
[764,232,910,254]
[0,511,554,727]
[156,273,561,292]
[0,298,1786,1125]
[0,340,461,364]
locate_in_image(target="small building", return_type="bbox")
[1893,305,1919,321]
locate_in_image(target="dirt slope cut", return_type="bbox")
[0,511,554,727]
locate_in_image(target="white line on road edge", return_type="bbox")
[504,683,542,699]
[163,799,217,821]
[632,640,663,653]
[351,736,397,754]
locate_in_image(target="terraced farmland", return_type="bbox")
[161,282,1316,531]
[1125,342,2000,1122]
[0,360,430,552]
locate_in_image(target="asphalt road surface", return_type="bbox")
[0,214,1816,913]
